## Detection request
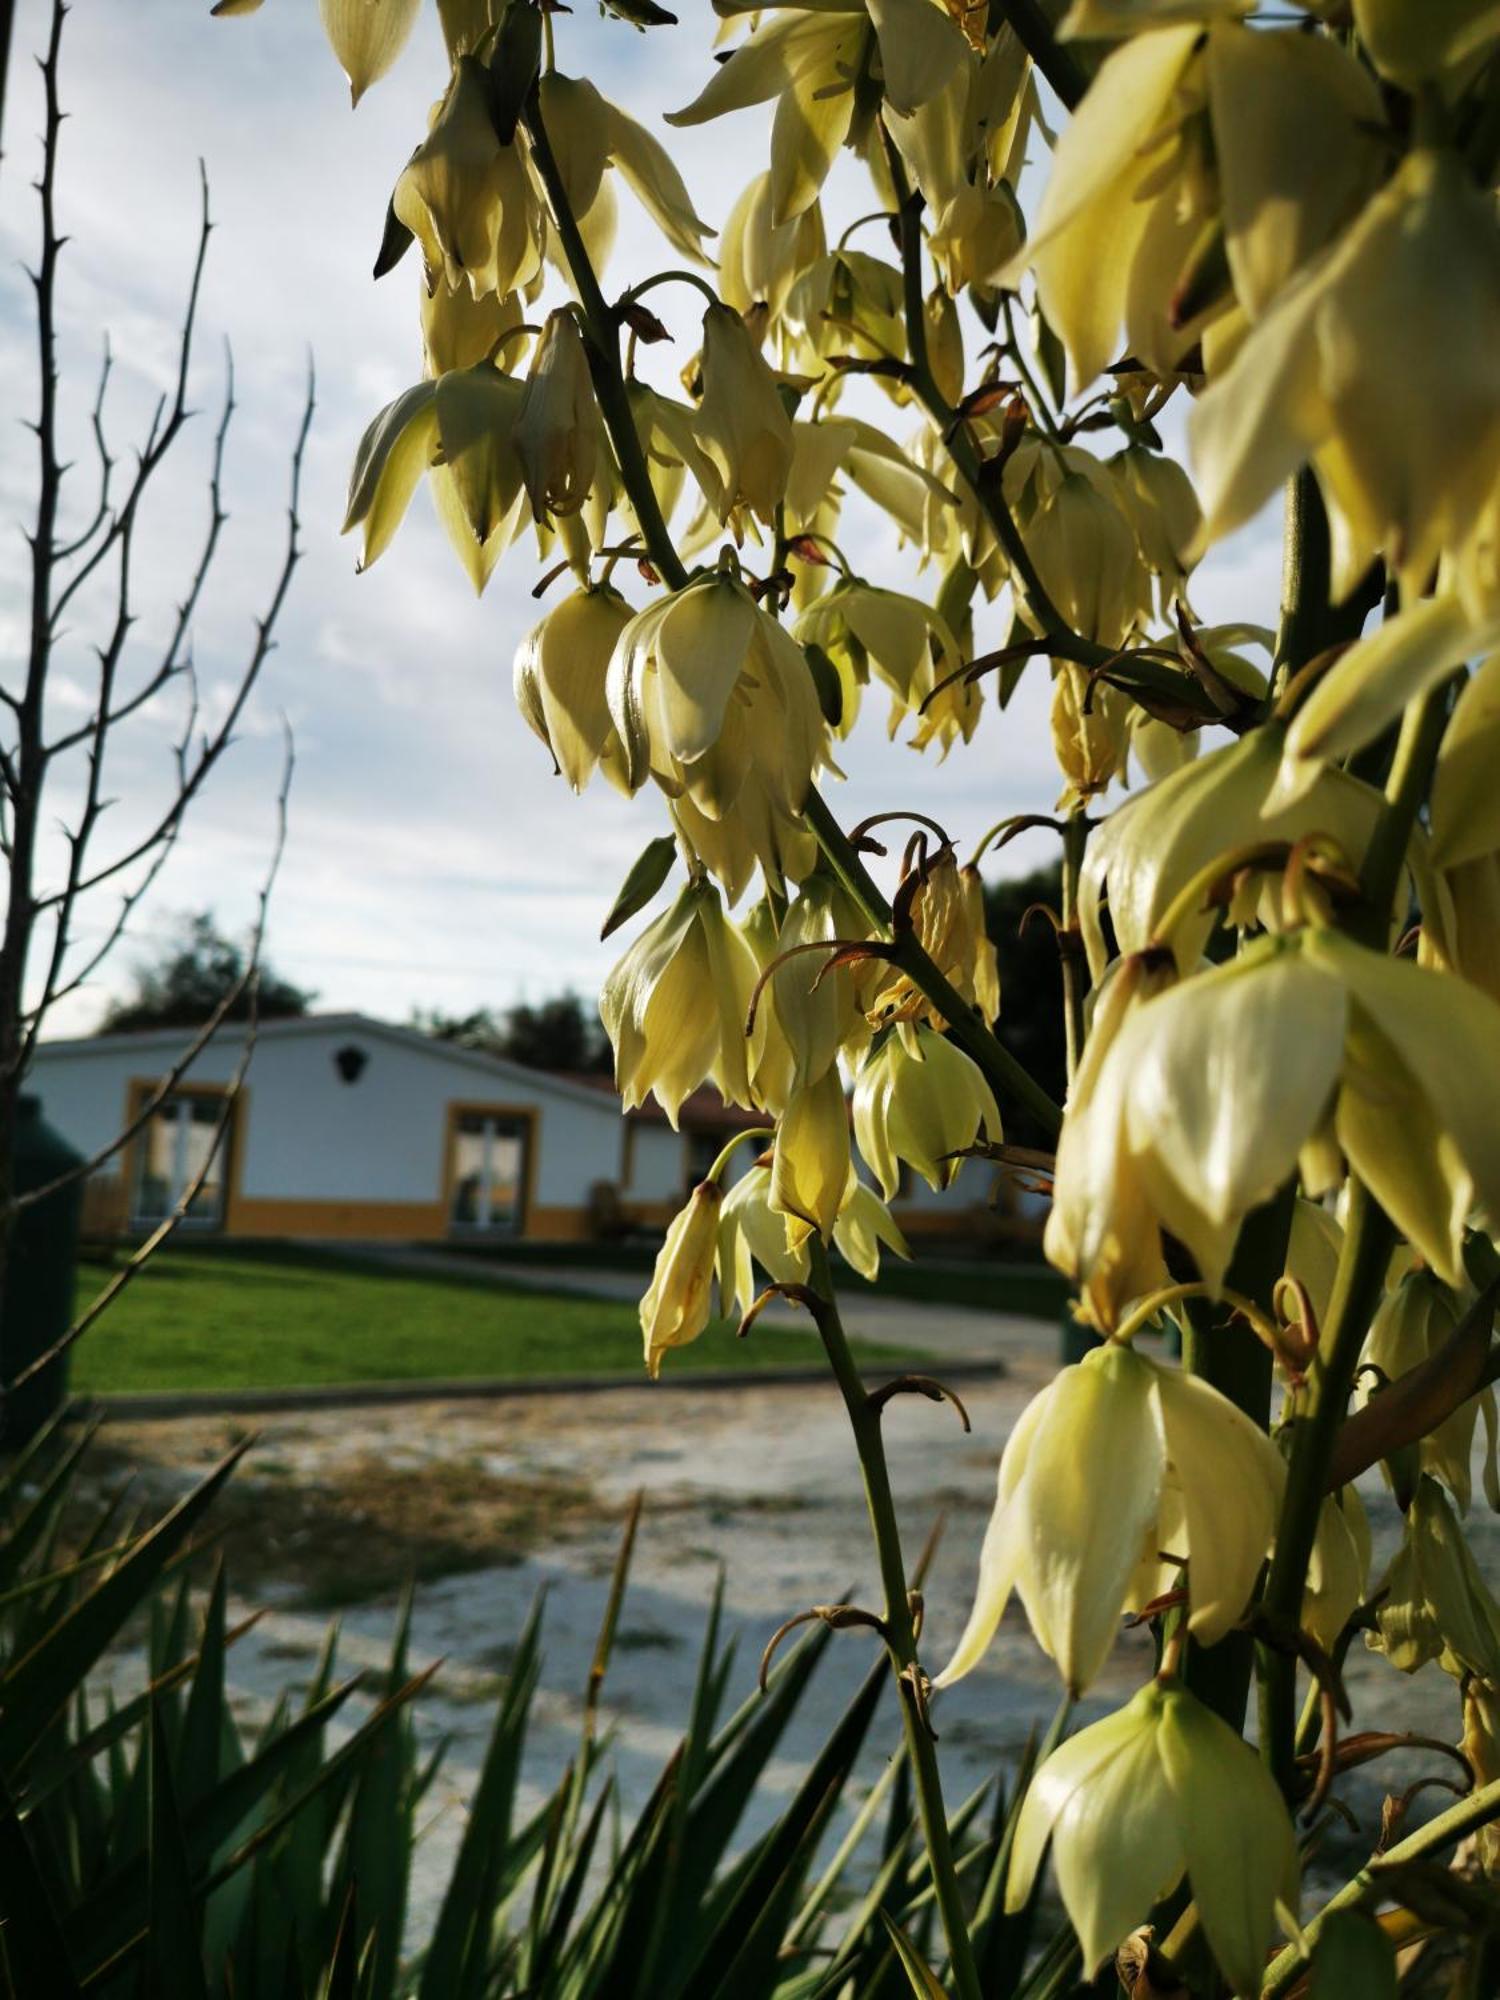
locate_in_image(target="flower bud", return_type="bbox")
[513,585,632,794]
[852,1025,1001,1201]
[938,1341,1283,1697]
[770,1065,851,1246]
[600,879,758,1126]
[1007,1677,1299,1994]
[640,1180,722,1380]
[1302,1487,1371,1657]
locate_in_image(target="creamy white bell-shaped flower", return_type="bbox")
[852,1025,1000,1201]
[937,1341,1284,1697]
[512,585,632,795]
[599,879,759,1126]
[606,570,827,824]
[1007,1676,1299,1994]
[717,1163,907,1316]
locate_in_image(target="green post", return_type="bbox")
[1,1095,83,1448]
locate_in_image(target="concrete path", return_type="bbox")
[334,1243,1059,1377]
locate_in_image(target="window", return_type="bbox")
[132,1092,232,1229]
[448,1110,529,1235]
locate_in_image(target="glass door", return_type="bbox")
[448,1111,527,1235]
[132,1093,231,1229]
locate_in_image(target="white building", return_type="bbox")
[28,1013,1035,1248]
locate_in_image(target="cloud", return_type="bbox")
[1,0,1285,1042]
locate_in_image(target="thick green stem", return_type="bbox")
[807,1242,982,2000]
[1258,1178,1392,1793]
[1354,676,1453,947]
[884,140,1105,661]
[1260,1773,1500,1996]
[986,0,1089,112]
[1179,1184,1290,1732]
[1058,811,1088,1088]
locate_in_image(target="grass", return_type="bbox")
[447,1237,1070,1317]
[68,1243,931,1396]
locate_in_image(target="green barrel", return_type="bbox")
[1,1095,83,1448]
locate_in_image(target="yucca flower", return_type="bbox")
[1043,948,1180,1328]
[1048,929,1500,1325]
[640,1179,723,1379]
[600,879,759,1126]
[1353,0,1500,85]
[211,0,418,105]
[1110,445,1202,616]
[1462,1679,1500,1878]
[420,281,527,378]
[719,172,827,332]
[753,876,867,1104]
[784,250,908,376]
[513,309,611,523]
[669,786,820,908]
[1077,725,1383,980]
[343,363,531,589]
[393,57,545,302]
[536,72,715,272]
[1369,1475,1500,1683]
[1051,663,1131,805]
[1024,468,1148,651]
[937,1341,1283,1696]
[795,582,962,741]
[1358,1271,1499,1512]
[1012,23,1383,395]
[1191,149,1500,604]
[669,0,968,221]
[694,305,795,526]
[1006,1677,1299,1994]
[852,1025,1000,1200]
[606,569,828,823]
[513,586,633,795]
[718,1162,908,1314]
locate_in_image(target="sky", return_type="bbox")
[0,0,1282,1039]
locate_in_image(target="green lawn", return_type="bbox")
[69,1245,928,1395]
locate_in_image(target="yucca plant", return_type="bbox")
[0,1422,1078,1997]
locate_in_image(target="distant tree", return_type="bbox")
[415,993,610,1074]
[984,863,1068,1152]
[99,913,313,1034]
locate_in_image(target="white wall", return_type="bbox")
[28,1022,629,1210]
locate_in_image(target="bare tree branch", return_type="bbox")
[5,724,294,1387]
[28,362,313,934]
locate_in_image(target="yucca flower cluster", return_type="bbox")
[221,0,1500,1990]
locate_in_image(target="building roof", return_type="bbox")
[31,1011,632,1116]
